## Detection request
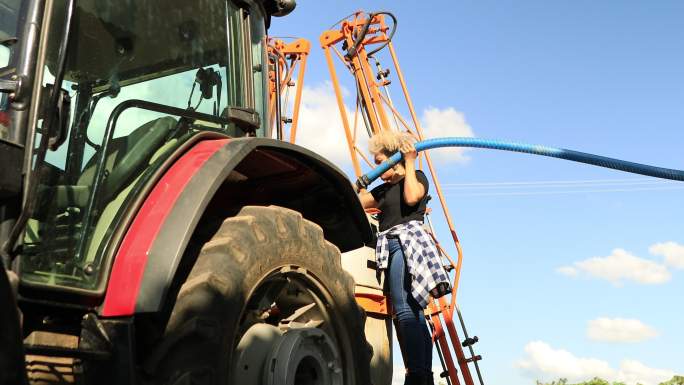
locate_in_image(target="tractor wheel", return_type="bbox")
[150,205,371,385]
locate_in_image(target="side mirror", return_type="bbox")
[195,67,221,100]
[265,0,296,17]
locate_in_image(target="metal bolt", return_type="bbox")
[84,264,95,276]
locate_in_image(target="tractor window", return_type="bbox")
[227,2,268,135]
[226,4,248,109]
[19,0,247,292]
[250,7,268,134]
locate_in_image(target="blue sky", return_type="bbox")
[270,2,684,384]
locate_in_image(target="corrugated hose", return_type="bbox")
[355,137,684,189]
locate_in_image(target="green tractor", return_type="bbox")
[0,1,392,384]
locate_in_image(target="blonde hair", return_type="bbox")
[368,130,416,156]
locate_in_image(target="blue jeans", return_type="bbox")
[387,237,433,379]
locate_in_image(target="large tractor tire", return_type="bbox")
[150,206,371,385]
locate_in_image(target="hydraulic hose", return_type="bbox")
[355,137,684,189]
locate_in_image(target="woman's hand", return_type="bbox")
[400,140,425,206]
[400,141,417,162]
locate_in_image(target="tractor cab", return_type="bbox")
[2,2,387,385]
[9,0,271,296]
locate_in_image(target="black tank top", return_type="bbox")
[370,170,430,231]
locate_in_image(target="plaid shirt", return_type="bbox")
[376,220,450,309]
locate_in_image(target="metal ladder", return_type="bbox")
[424,215,484,385]
[315,11,487,384]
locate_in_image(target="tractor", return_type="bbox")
[0,1,393,384]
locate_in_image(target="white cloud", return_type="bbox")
[617,360,677,385]
[291,84,476,175]
[517,341,614,382]
[649,241,684,269]
[587,317,659,343]
[290,82,360,171]
[516,341,675,385]
[556,266,578,277]
[420,107,475,163]
[557,248,671,286]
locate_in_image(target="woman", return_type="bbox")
[358,130,450,385]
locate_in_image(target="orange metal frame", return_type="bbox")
[354,292,389,316]
[267,37,310,143]
[320,11,481,385]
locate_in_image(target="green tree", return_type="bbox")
[536,376,682,385]
[660,376,684,385]
[536,380,568,385]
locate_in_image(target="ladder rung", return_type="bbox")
[465,355,482,363]
[427,308,443,316]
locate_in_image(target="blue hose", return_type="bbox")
[356,137,684,189]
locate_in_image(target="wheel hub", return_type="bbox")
[233,324,342,385]
[264,328,342,385]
